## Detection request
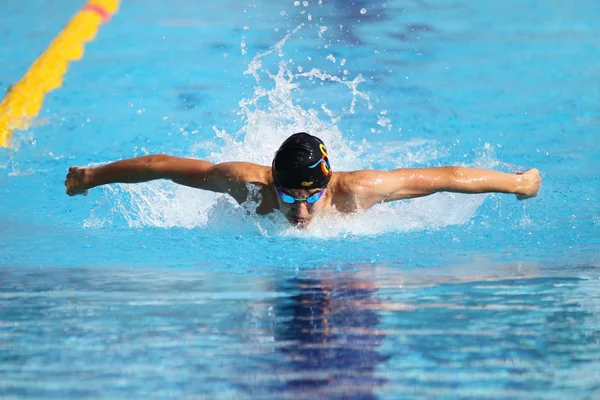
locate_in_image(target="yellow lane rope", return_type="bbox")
[0,0,120,148]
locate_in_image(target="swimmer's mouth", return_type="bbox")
[288,216,309,227]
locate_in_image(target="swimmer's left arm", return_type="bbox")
[354,167,541,207]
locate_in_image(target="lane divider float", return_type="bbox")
[0,0,121,148]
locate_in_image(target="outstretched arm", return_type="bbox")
[352,166,541,208]
[65,155,269,203]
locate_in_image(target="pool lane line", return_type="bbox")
[0,0,121,148]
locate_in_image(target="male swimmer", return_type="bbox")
[65,132,541,228]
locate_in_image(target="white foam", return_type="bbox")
[279,192,487,239]
[84,181,217,229]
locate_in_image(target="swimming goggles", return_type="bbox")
[276,187,326,204]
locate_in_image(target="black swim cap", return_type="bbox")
[272,132,332,189]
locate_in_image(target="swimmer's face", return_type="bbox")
[276,187,327,228]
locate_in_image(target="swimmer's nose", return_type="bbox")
[291,201,309,215]
[296,201,309,210]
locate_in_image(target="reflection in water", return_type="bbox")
[286,0,439,48]
[274,272,389,399]
[1,264,600,398]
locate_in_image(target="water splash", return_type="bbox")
[84,25,493,235]
[84,181,216,229]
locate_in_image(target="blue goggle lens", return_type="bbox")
[277,188,324,204]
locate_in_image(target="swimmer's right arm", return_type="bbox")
[65,155,266,201]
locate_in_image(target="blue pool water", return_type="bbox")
[1,0,600,398]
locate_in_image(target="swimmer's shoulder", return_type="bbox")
[328,170,376,211]
[216,162,273,186]
[331,170,383,193]
[330,170,388,210]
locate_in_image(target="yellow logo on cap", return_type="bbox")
[301,181,313,186]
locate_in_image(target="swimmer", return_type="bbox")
[65,132,541,228]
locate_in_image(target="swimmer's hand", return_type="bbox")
[515,168,541,200]
[65,166,92,196]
